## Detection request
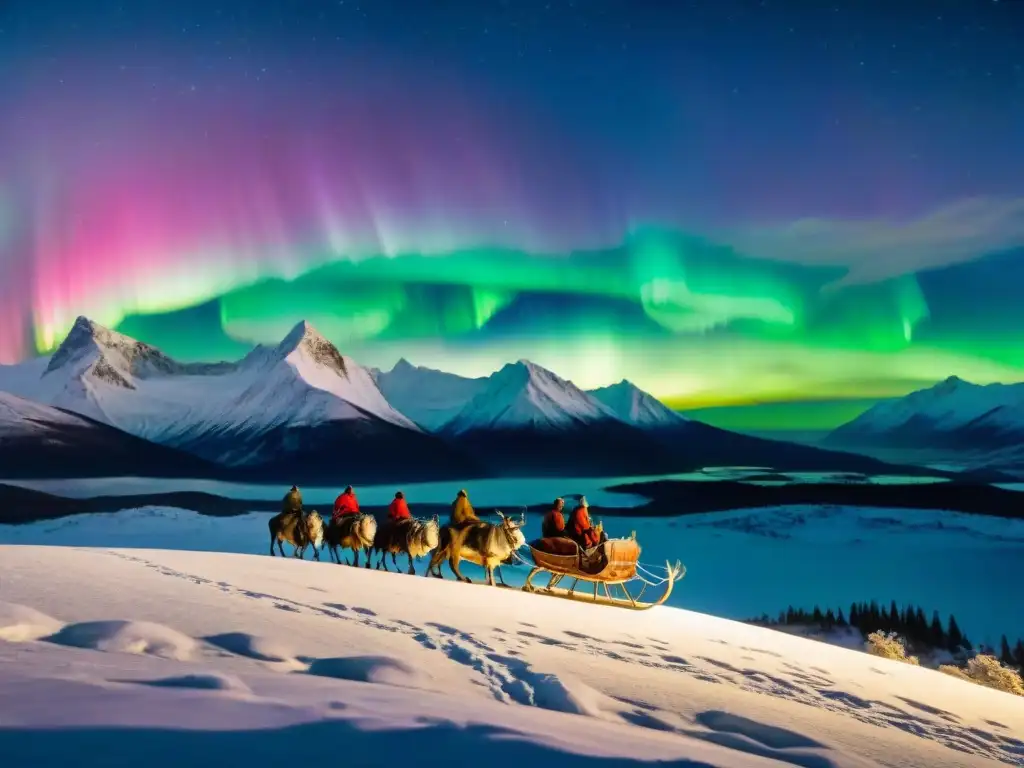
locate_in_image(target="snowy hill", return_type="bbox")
[376,358,489,432]
[589,379,689,428]
[0,319,477,483]
[825,376,1024,451]
[1,544,1021,767]
[0,392,222,479]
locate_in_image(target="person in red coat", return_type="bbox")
[332,486,360,523]
[541,497,566,539]
[388,491,411,522]
[570,496,602,550]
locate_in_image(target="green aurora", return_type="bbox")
[84,231,1024,431]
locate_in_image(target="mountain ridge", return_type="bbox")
[0,319,959,481]
[0,390,227,479]
[825,375,1024,452]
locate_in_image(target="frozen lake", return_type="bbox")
[2,503,1021,648]
[4,466,958,509]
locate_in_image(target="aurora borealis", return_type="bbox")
[2,1,1024,429]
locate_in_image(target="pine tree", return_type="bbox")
[786,606,796,625]
[812,605,824,624]
[947,615,964,652]
[836,608,847,627]
[929,611,945,649]
[824,608,836,628]
[1014,639,1024,669]
[915,607,927,639]
[912,606,928,645]
[868,601,881,632]
[849,603,859,629]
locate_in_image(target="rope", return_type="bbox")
[636,562,676,587]
[507,548,531,566]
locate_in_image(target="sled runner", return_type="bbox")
[522,535,684,611]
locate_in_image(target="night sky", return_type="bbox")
[1,0,1023,428]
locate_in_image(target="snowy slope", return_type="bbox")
[1,545,1022,767]
[0,392,221,479]
[0,391,87,435]
[376,358,489,431]
[444,360,619,434]
[3,504,1023,642]
[826,376,1024,448]
[589,379,689,429]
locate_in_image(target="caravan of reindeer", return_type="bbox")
[265,489,684,611]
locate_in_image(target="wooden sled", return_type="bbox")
[522,536,685,611]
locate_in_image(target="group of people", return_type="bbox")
[541,496,606,550]
[325,485,413,523]
[281,485,606,551]
[280,484,471,527]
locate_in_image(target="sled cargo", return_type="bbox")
[522,535,684,611]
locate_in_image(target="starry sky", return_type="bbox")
[1,0,1023,430]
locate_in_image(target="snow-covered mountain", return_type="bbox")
[444,360,620,435]
[426,360,893,478]
[0,391,221,479]
[0,319,943,481]
[588,379,689,429]
[0,318,477,483]
[431,360,678,475]
[379,361,689,434]
[376,359,489,432]
[825,375,1024,451]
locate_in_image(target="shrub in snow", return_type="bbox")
[939,654,1024,697]
[865,631,919,666]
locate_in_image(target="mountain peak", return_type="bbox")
[931,375,975,396]
[495,359,554,383]
[278,319,320,349]
[45,316,232,386]
[391,357,417,373]
[59,316,117,350]
[446,359,614,434]
[276,320,348,378]
[589,378,687,428]
[44,317,142,387]
[605,379,638,392]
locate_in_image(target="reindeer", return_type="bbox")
[325,514,378,567]
[374,515,440,575]
[268,510,324,560]
[426,510,526,587]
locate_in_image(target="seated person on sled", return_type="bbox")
[570,497,607,551]
[541,497,568,539]
[332,485,360,523]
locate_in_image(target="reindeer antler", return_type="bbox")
[495,509,506,520]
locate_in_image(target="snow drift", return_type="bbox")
[0,544,1021,767]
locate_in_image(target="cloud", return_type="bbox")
[725,196,1024,286]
